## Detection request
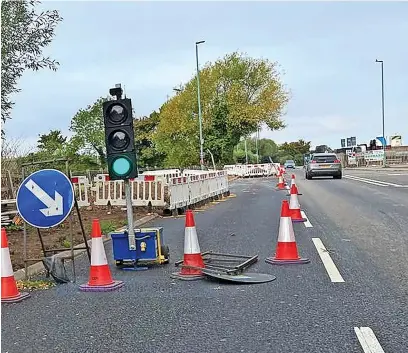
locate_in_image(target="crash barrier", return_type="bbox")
[70,170,229,212]
[223,163,279,177]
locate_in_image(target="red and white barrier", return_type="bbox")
[224,163,278,177]
[66,169,229,212]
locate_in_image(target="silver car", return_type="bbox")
[305,153,342,179]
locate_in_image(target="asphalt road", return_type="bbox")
[344,167,408,187]
[2,174,407,353]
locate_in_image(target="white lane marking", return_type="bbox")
[387,173,407,176]
[344,175,408,188]
[354,327,386,353]
[300,210,313,228]
[312,238,345,283]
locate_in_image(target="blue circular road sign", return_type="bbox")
[16,169,74,229]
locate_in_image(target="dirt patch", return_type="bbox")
[5,206,150,271]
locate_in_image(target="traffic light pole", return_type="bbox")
[104,83,137,251]
[124,179,136,250]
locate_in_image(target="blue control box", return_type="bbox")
[111,227,169,266]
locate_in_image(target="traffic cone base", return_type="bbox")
[79,280,124,292]
[170,272,205,281]
[79,219,124,292]
[265,256,310,265]
[172,210,206,281]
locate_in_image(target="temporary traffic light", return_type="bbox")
[103,97,138,180]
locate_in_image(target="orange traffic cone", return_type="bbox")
[79,219,124,292]
[276,173,286,190]
[286,174,302,196]
[171,210,205,280]
[289,185,306,223]
[1,228,30,303]
[265,200,309,265]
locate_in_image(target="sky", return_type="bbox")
[4,1,408,152]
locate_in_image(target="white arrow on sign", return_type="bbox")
[25,179,64,217]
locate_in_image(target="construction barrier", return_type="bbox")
[224,163,279,177]
[69,170,229,212]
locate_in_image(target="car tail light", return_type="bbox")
[334,159,340,163]
[311,160,317,163]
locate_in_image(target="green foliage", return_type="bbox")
[69,97,107,164]
[154,52,289,167]
[233,138,278,164]
[5,224,22,232]
[134,112,166,168]
[1,0,63,129]
[279,139,311,157]
[278,139,311,164]
[233,138,311,165]
[100,220,119,235]
[37,129,67,153]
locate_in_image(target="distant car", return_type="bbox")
[284,160,296,169]
[305,153,342,179]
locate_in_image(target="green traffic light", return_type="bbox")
[112,157,132,176]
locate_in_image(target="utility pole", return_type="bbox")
[244,139,248,164]
[255,126,260,163]
[196,40,205,170]
[375,59,386,167]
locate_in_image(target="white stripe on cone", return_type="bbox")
[1,247,14,277]
[289,192,301,210]
[184,226,201,254]
[90,237,108,266]
[278,216,296,243]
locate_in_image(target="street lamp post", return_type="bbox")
[375,59,386,167]
[244,138,248,164]
[196,40,205,170]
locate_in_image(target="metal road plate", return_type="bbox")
[201,269,276,284]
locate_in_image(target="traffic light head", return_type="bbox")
[103,98,138,180]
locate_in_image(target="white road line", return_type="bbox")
[354,327,386,353]
[312,238,345,283]
[344,175,408,188]
[300,210,313,228]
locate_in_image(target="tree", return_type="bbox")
[1,0,63,129]
[279,139,311,157]
[134,111,166,168]
[153,52,289,167]
[37,129,67,151]
[69,97,107,164]
[233,137,278,164]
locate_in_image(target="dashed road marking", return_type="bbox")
[344,175,408,188]
[312,238,345,283]
[354,327,386,353]
[300,211,313,228]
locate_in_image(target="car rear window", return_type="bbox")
[286,160,294,163]
[313,155,337,163]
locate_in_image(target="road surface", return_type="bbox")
[2,172,407,353]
